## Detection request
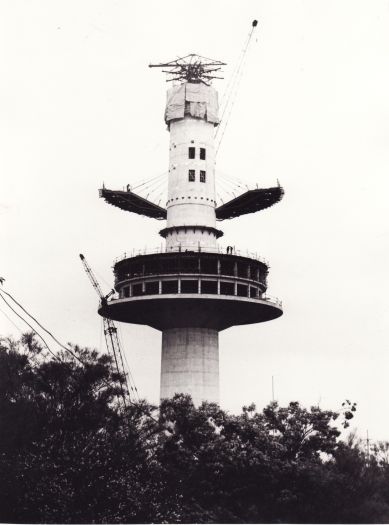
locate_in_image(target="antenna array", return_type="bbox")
[149,53,226,85]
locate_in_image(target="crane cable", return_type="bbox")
[217,19,258,131]
[0,288,84,365]
[215,19,258,153]
[0,286,162,423]
[0,287,130,411]
[117,324,140,402]
[0,304,25,334]
[0,290,59,361]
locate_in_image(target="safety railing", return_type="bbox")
[113,245,269,266]
[262,294,283,308]
[109,287,282,309]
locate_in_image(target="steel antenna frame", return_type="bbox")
[149,53,226,85]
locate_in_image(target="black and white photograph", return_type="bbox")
[1,1,389,523]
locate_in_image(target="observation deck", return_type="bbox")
[99,248,283,331]
[99,185,284,222]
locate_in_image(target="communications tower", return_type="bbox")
[99,54,283,405]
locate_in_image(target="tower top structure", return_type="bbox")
[98,22,283,405]
[149,54,226,85]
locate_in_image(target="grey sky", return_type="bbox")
[1,0,388,440]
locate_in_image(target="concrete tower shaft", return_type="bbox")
[161,328,219,405]
[163,82,220,252]
[167,120,216,230]
[161,81,221,403]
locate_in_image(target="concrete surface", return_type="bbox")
[160,327,219,405]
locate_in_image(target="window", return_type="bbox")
[130,262,143,277]
[250,286,258,298]
[200,148,206,160]
[181,255,199,273]
[237,263,248,278]
[200,170,206,183]
[145,281,159,295]
[220,281,234,296]
[220,259,235,276]
[161,256,180,274]
[237,284,248,297]
[132,283,143,296]
[201,280,218,294]
[200,257,218,275]
[162,280,178,294]
[188,147,195,159]
[181,280,198,293]
[188,169,195,182]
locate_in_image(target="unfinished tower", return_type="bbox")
[99,54,283,405]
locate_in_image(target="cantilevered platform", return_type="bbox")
[99,294,282,332]
[99,185,283,221]
[215,186,284,220]
[99,188,167,220]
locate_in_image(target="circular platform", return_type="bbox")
[99,293,283,332]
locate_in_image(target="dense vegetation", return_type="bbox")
[1,334,389,524]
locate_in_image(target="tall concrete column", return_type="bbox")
[160,327,219,405]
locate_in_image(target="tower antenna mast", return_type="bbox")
[149,53,226,85]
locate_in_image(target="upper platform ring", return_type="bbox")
[159,225,223,239]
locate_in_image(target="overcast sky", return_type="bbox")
[1,0,388,441]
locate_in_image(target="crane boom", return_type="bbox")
[215,19,259,153]
[79,253,113,301]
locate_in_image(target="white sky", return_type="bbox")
[1,0,388,440]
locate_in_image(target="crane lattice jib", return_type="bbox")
[79,253,106,301]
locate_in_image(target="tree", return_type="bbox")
[1,333,389,524]
[0,334,150,523]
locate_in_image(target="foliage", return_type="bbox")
[1,334,389,523]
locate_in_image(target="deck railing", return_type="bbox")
[113,245,269,266]
[108,284,282,309]
[262,295,283,308]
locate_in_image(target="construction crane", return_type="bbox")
[79,254,139,406]
[215,19,259,153]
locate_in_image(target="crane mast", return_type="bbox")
[79,254,138,405]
